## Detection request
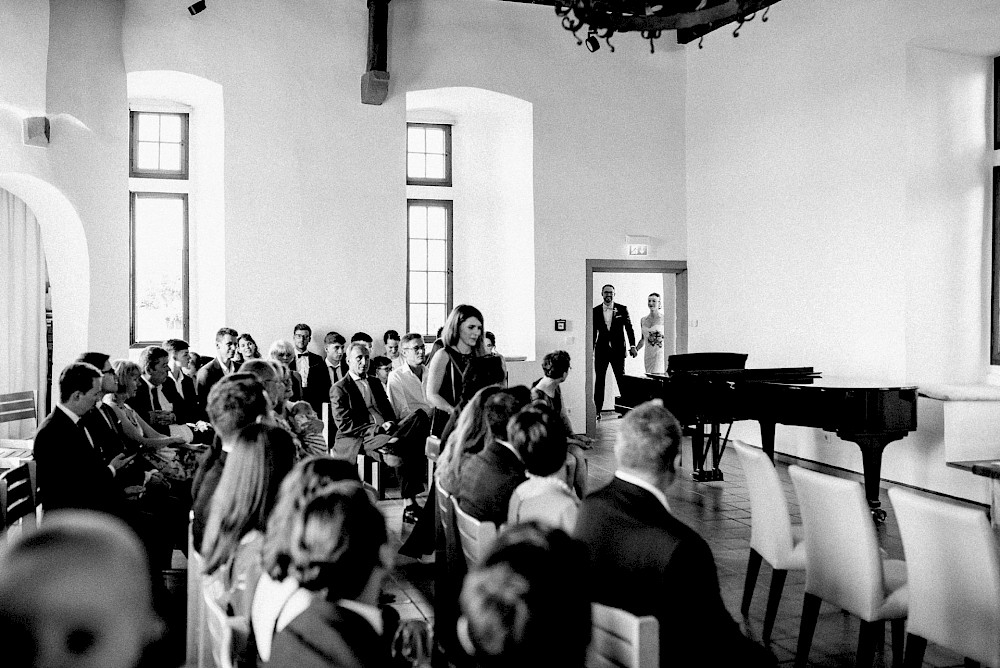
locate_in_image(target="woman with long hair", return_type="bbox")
[425,304,486,433]
[436,386,501,495]
[202,424,296,619]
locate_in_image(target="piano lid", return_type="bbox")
[667,352,748,373]
[756,376,917,391]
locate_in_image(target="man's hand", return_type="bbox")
[110,452,137,472]
[629,345,638,358]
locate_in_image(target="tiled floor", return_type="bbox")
[377,416,976,667]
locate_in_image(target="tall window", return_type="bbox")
[130,109,191,345]
[407,123,451,186]
[407,201,452,338]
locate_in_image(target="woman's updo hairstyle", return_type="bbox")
[287,480,387,601]
[458,522,591,668]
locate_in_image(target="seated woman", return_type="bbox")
[507,404,580,533]
[269,339,303,402]
[531,350,588,496]
[252,456,359,664]
[458,522,591,668]
[104,359,195,483]
[238,333,263,363]
[269,481,405,667]
[202,423,296,623]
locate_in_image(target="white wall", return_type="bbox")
[116,0,688,424]
[407,87,535,360]
[686,0,1000,500]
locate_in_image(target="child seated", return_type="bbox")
[288,400,328,457]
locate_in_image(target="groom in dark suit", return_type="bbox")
[593,283,637,415]
[575,401,775,667]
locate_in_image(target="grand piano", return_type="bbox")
[617,353,918,521]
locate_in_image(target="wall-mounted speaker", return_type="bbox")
[361,70,390,106]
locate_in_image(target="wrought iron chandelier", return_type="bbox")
[551,0,776,53]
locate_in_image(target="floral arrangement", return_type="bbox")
[648,330,664,348]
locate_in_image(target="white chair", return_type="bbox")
[586,603,659,668]
[451,496,497,568]
[186,512,210,668]
[789,466,907,668]
[734,441,806,643]
[202,585,235,668]
[888,487,1000,668]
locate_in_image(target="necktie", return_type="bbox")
[151,386,162,411]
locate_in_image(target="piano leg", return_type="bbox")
[691,422,706,479]
[759,421,776,462]
[691,422,725,482]
[853,434,896,524]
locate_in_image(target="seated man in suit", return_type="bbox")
[190,373,270,551]
[324,331,349,386]
[290,323,328,415]
[574,401,775,667]
[127,345,185,436]
[331,342,428,523]
[164,338,202,420]
[196,326,240,410]
[33,362,135,517]
[456,390,533,526]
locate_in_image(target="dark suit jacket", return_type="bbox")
[292,351,329,414]
[195,357,240,410]
[32,407,125,517]
[80,403,150,488]
[575,477,774,667]
[330,374,396,460]
[593,303,636,358]
[127,376,201,435]
[457,439,526,526]
[269,599,392,668]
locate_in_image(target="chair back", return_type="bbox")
[186,511,209,668]
[0,391,36,433]
[451,496,497,568]
[2,461,38,531]
[788,466,886,619]
[202,585,235,668]
[0,478,7,531]
[586,603,659,668]
[733,441,798,568]
[888,487,1000,668]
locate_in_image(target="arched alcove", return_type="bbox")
[406,87,536,359]
[0,173,89,402]
[127,70,225,353]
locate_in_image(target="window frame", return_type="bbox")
[129,111,190,180]
[129,191,190,346]
[406,123,452,187]
[406,198,454,341]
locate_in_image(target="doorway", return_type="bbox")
[585,259,688,437]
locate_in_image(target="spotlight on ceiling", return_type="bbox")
[585,33,600,52]
[188,1,207,16]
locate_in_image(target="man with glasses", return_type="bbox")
[387,332,431,422]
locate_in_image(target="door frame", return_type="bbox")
[585,259,688,437]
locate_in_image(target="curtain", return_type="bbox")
[0,188,47,438]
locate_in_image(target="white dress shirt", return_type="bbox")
[296,351,311,386]
[603,303,614,328]
[387,363,430,419]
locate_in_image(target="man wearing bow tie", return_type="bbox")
[593,284,637,418]
[290,323,327,414]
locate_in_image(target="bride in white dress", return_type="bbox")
[636,292,665,374]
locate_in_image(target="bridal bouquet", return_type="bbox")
[648,330,664,348]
